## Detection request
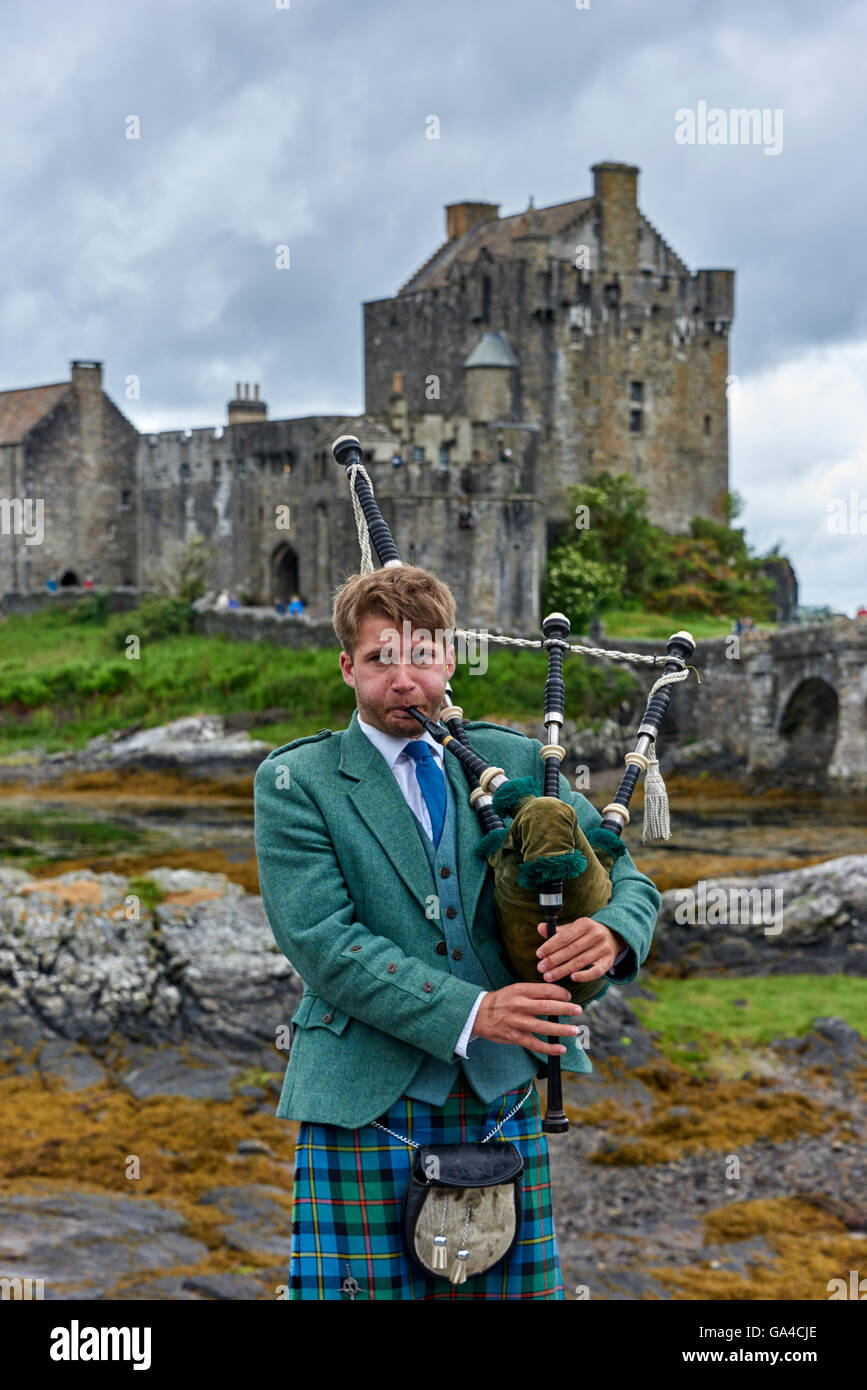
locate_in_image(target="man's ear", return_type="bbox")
[339,650,355,686]
[446,644,456,678]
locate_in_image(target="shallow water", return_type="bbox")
[2,771,865,894]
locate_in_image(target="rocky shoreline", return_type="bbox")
[0,858,864,1299]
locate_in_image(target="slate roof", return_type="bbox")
[0,381,71,446]
[463,332,520,369]
[399,196,593,294]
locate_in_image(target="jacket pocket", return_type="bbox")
[291,992,350,1035]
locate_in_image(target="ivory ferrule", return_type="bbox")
[625,751,650,773]
[540,744,566,762]
[478,766,506,793]
[601,802,630,826]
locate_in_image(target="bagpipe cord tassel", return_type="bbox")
[432,1196,449,1270]
[642,739,671,844]
[450,1201,473,1285]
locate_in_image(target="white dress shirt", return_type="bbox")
[356,714,628,1058]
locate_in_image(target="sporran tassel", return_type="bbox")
[642,739,671,843]
[450,1200,473,1284]
[431,1196,449,1269]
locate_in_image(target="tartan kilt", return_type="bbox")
[286,1074,564,1300]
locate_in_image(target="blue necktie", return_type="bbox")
[403,740,446,848]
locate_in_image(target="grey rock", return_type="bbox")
[653,855,867,976]
[0,868,301,1053]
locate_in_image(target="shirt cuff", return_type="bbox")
[454,991,487,1057]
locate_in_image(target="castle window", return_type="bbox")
[629,409,642,434]
[412,446,424,463]
[438,445,450,470]
[213,459,221,480]
[630,381,644,402]
[603,282,620,309]
[180,461,191,482]
[237,458,246,478]
[482,275,491,323]
[704,414,711,437]
[285,451,295,473]
[120,489,132,510]
[631,327,642,342]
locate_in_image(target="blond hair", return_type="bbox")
[332,566,456,659]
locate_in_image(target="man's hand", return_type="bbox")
[535,917,626,983]
[471,983,582,1055]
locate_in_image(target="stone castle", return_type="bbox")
[0,162,734,634]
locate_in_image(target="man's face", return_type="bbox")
[339,611,456,738]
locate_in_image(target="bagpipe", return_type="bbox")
[332,434,695,1133]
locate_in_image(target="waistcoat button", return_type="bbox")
[386,963,397,973]
[422,982,434,992]
[439,866,451,878]
[445,906,457,919]
[451,949,462,962]
[435,940,448,955]
[322,1013,333,1023]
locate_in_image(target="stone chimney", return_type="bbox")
[228,381,268,425]
[445,201,499,242]
[591,162,640,275]
[70,360,104,474]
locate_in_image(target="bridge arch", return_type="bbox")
[777,676,840,777]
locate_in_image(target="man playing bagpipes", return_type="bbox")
[254,564,662,1300]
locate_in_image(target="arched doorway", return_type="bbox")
[778,678,839,778]
[271,544,299,604]
[59,570,80,587]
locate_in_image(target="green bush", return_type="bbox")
[116,598,194,648]
[68,591,112,625]
[547,473,783,622]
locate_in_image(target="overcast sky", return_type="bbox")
[2,0,865,613]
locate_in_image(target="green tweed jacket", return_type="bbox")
[253,709,661,1129]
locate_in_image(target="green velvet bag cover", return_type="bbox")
[488,792,615,1006]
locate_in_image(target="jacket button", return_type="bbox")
[422,982,434,992]
[322,1012,333,1023]
[387,963,397,973]
[445,906,457,919]
[435,940,448,955]
[350,945,362,952]
[439,866,451,878]
[451,948,462,961]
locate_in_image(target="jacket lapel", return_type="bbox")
[338,711,490,932]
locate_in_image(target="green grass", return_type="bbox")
[599,608,777,641]
[630,976,867,1076]
[0,603,640,756]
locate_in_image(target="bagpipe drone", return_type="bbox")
[332,434,695,1133]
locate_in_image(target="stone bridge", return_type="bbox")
[605,618,867,789]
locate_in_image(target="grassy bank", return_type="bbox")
[628,975,867,1078]
[0,603,638,756]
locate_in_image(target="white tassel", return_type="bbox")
[450,1249,469,1284]
[642,739,671,843]
[432,1234,448,1270]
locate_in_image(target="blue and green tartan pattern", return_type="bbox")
[287,1077,565,1300]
